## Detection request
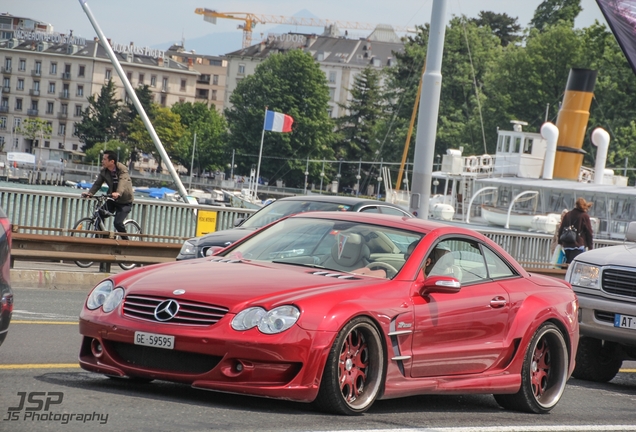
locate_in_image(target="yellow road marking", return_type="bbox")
[621,369,636,373]
[12,320,78,325]
[0,363,80,369]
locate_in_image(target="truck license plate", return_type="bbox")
[614,314,636,330]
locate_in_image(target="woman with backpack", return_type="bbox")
[558,197,595,264]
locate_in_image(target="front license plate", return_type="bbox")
[614,314,636,330]
[134,331,175,349]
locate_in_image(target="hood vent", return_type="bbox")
[309,271,360,280]
[208,258,242,263]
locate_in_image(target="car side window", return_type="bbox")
[481,246,517,279]
[428,239,489,284]
[359,206,380,213]
[378,206,410,217]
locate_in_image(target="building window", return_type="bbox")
[77,85,84,97]
[44,141,50,148]
[60,103,68,114]
[58,124,66,136]
[126,72,132,82]
[30,100,38,111]
[160,94,166,106]
[48,82,56,94]
[1,98,8,109]
[72,144,78,151]
[15,98,22,110]
[50,62,57,75]
[78,65,85,77]
[35,61,42,74]
[58,142,64,149]
[105,69,112,80]
[150,75,157,87]
[327,108,333,118]
[212,74,219,85]
[139,73,144,84]
[238,64,245,75]
[328,71,336,83]
[180,79,186,91]
[75,104,83,117]
[14,117,21,129]
[0,117,6,129]
[17,78,24,91]
[2,77,9,89]
[64,64,71,74]
[3,58,11,71]
[62,84,70,98]
[46,102,54,114]
[18,59,26,71]
[211,89,217,100]
[328,88,335,100]
[33,81,40,91]
[162,77,168,91]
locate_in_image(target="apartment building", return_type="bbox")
[0,14,198,162]
[165,43,227,112]
[223,25,404,118]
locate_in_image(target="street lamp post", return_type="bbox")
[303,157,309,195]
[319,160,325,195]
[336,158,343,193]
[355,158,361,196]
[117,146,121,163]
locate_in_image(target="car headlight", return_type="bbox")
[102,288,125,313]
[179,240,197,257]
[231,305,300,334]
[569,262,600,289]
[87,280,114,310]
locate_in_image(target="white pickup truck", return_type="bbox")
[565,221,636,382]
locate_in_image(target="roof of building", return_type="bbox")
[224,25,403,68]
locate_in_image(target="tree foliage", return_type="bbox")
[471,11,522,46]
[530,0,582,30]
[225,49,335,187]
[74,79,122,151]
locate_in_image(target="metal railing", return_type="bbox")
[0,186,254,243]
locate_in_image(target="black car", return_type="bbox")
[0,206,13,347]
[177,195,413,260]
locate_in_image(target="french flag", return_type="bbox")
[263,110,294,133]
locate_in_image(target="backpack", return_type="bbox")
[559,225,578,244]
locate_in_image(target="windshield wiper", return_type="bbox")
[271,260,326,269]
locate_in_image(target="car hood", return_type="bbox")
[574,243,636,267]
[117,259,377,312]
[194,227,257,247]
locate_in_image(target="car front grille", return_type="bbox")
[123,295,229,326]
[602,268,636,298]
[109,341,222,374]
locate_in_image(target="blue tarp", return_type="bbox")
[135,187,176,199]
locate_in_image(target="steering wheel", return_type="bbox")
[365,261,399,278]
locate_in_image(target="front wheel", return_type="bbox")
[71,217,96,268]
[572,337,622,382]
[313,317,385,415]
[494,322,569,413]
[118,220,142,270]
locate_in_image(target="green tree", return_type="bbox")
[471,11,522,46]
[530,0,582,30]
[128,105,186,173]
[17,117,52,149]
[170,101,228,175]
[335,67,387,184]
[84,139,129,165]
[74,79,122,151]
[225,49,335,188]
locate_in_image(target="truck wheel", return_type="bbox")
[572,337,622,382]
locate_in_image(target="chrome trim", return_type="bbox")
[392,355,411,361]
[388,330,412,336]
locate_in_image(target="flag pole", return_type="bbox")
[253,107,267,201]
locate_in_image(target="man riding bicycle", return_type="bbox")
[81,150,134,235]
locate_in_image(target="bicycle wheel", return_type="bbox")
[72,217,96,268]
[118,219,142,270]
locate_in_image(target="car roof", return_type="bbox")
[276,195,411,211]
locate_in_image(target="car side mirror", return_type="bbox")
[233,217,245,227]
[205,246,224,256]
[418,275,461,297]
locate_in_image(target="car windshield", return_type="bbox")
[241,200,353,229]
[220,217,423,279]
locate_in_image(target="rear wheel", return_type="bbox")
[118,220,142,270]
[572,337,622,382]
[71,217,96,268]
[313,317,385,415]
[494,322,569,413]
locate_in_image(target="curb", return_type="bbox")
[10,269,112,290]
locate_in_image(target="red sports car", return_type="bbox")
[79,212,579,415]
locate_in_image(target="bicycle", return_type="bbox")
[71,195,142,270]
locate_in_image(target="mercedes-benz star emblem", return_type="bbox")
[154,299,179,321]
[173,289,186,295]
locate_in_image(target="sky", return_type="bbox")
[3,0,608,56]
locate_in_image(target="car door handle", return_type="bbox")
[490,297,507,308]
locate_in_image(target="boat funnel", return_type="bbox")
[552,68,597,180]
[540,122,559,180]
[591,127,610,185]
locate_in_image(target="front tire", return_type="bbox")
[71,217,96,268]
[313,317,385,415]
[118,220,142,270]
[494,322,569,413]
[572,337,622,382]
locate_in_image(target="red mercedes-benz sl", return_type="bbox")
[79,212,578,415]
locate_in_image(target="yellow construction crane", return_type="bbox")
[194,8,414,49]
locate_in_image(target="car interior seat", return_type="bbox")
[321,233,370,273]
[429,250,463,281]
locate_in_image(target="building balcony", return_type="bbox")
[57,111,68,119]
[29,89,40,97]
[2,86,9,93]
[197,77,210,84]
[61,72,71,80]
[31,69,42,77]
[27,109,38,116]
[1,66,11,74]
[59,91,70,99]
[161,86,169,93]
[0,106,8,113]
